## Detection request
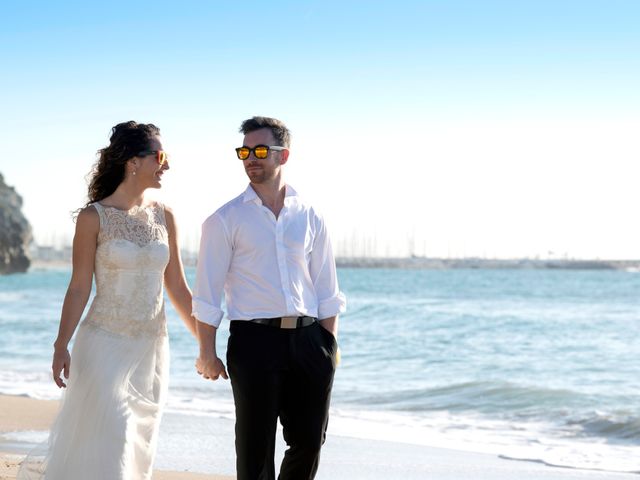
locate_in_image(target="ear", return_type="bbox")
[279,149,290,166]
[127,158,138,173]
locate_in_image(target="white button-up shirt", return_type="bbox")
[192,184,346,328]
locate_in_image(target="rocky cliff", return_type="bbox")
[0,173,32,274]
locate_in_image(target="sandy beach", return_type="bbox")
[1,394,638,480]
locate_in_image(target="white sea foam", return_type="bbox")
[0,370,61,400]
[163,391,640,474]
[326,408,640,473]
[4,380,639,474]
[0,291,26,302]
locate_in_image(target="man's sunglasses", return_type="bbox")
[138,150,169,166]
[235,145,287,160]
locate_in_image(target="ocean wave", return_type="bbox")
[343,381,640,445]
[349,380,580,412]
[567,411,640,442]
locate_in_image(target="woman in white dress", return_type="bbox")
[19,121,197,479]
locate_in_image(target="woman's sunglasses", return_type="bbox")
[138,150,169,166]
[235,145,287,160]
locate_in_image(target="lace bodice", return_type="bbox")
[83,202,170,337]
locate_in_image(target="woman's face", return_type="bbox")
[131,135,170,189]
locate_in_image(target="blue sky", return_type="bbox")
[2,1,639,258]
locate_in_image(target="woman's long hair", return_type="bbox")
[84,121,160,206]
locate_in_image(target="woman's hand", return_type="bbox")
[52,347,71,388]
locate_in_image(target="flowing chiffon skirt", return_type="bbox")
[18,323,169,480]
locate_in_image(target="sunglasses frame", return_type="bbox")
[138,150,168,166]
[235,144,287,160]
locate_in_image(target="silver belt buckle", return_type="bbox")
[280,316,298,329]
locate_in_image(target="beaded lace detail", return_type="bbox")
[97,203,168,247]
[83,202,170,338]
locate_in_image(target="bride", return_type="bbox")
[19,121,197,479]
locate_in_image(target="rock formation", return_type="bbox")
[0,173,32,274]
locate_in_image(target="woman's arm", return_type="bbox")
[52,206,99,388]
[163,206,197,338]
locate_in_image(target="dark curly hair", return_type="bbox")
[85,121,160,206]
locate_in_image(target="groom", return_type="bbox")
[193,116,346,480]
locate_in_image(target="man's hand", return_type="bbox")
[319,316,341,366]
[195,354,228,381]
[319,316,338,339]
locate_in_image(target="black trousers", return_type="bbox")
[227,320,338,480]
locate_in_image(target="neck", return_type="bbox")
[105,180,146,210]
[251,177,286,217]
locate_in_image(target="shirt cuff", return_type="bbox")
[192,298,224,328]
[318,291,347,319]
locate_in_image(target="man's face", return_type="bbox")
[242,128,283,184]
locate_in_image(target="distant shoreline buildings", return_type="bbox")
[29,244,640,271]
[335,256,640,270]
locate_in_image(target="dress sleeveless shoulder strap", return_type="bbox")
[91,202,106,229]
[153,201,167,227]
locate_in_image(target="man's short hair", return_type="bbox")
[239,116,291,148]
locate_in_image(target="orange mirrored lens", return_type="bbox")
[236,148,250,160]
[157,151,167,165]
[253,146,269,159]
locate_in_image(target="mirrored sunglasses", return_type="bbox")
[138,150,169,166]
[235,145,287,160]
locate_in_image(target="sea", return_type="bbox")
[1,266,639,475]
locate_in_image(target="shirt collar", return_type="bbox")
[242,184,298,205]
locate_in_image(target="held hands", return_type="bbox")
[195,354,228,381]
[52,347,71,388]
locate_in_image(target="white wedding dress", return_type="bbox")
[19,202,171,480]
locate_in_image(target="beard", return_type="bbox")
[245,164,276,184]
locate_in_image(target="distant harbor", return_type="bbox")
[335,256,640,270]
[28,245,640,271]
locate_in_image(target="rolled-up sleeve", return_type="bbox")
[309,215,346,319]
[192,213,232,328]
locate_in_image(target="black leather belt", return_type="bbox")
[250,316,317,329]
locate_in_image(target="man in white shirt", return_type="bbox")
[193,116,346,480]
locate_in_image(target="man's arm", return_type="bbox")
[192,214,232,381]
[309,213,346,335]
